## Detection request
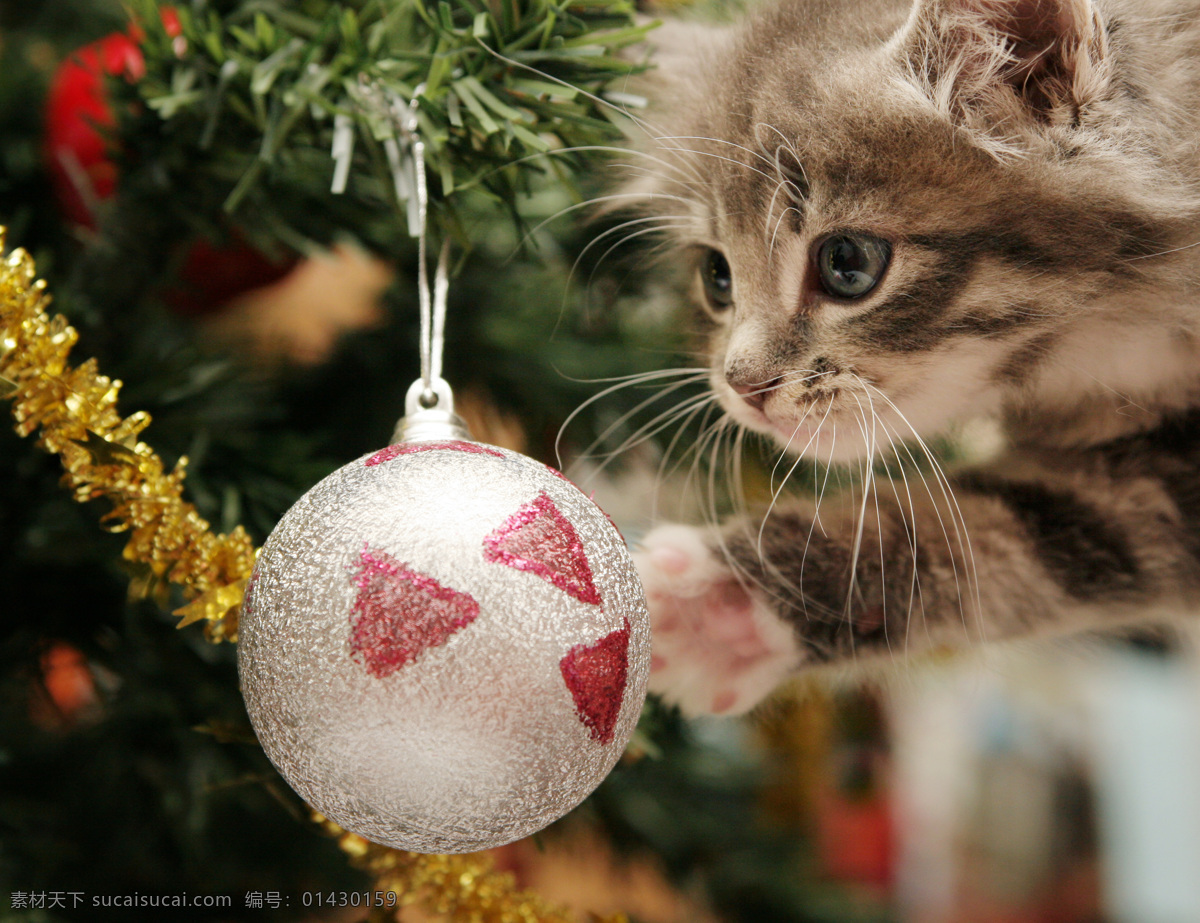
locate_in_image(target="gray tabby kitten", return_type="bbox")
[626,0,1200,716]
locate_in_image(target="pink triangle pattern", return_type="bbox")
[559,619,630,745]
[348,547,479,678]
[365,440,504,467]
[482,492,601,606]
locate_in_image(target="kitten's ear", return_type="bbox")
[903,0,1110,137]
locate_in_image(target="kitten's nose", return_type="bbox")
[728,376,781,412]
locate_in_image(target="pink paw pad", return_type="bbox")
[649,545,692,575]
[636,525,802,717]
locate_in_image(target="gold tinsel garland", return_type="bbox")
[0,234,254,641]
[0,232,625,923]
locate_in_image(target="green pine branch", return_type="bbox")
[124,0,655,251]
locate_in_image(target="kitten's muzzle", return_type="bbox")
[727,375,782,412]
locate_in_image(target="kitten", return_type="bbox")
[621,0,1200,716]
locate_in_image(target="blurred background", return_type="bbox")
[2,1,1199,921]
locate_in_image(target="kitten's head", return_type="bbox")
[626,0,1192,461]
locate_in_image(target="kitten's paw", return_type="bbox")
[634,524,803,717]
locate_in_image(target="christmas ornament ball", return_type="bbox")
[238,437,650,853]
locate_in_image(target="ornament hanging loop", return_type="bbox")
[382,85,466,444]
[394,377,470,444]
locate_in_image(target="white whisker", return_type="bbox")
[556,368,709,468]
[861,381,985,646]
[513,191,696,255]
[573,379,712,470]
[655,134,777,170]
[869,399,926,656]
[850,391,894,661]
[759,400,829,559]
[655,143,776,183]
[589,391,719,477]
[572,218,692,284]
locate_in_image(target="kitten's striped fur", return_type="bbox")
[626,0,1200,715]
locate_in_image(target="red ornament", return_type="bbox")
[43,9,181,227]
[43,10,294,315]
[482,492,602,606]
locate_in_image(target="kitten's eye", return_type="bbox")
[816,233,892,299]
[701,248,734,312]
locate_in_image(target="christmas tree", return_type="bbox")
[0,2,890,921]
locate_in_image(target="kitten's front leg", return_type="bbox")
[638,459,1193,716]
[635,509,910,716]
[636,505,955,716]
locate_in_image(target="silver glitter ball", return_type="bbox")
[238,439,650,853]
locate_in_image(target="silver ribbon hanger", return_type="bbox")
[333,80,465,442]
[387,88,454,416]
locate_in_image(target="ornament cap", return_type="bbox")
[394,377,472,444]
